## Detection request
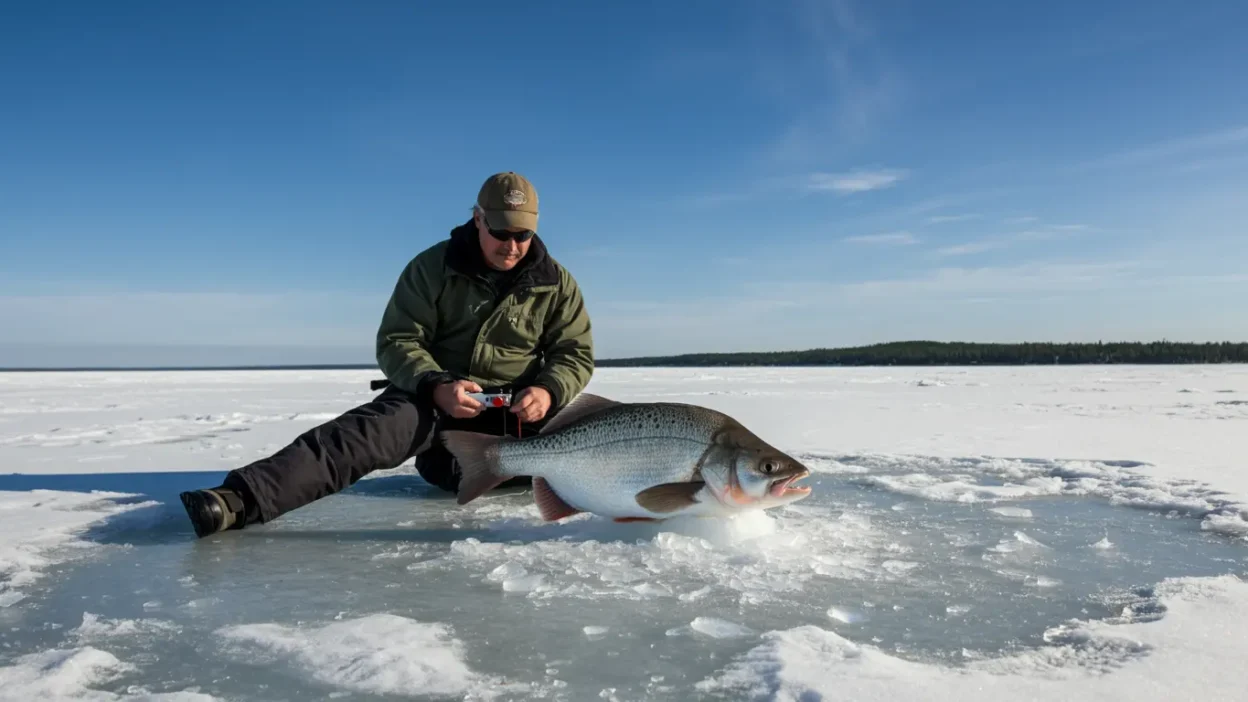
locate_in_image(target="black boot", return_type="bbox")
[179,487,248,538]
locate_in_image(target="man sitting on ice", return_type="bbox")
[178,171,595,537]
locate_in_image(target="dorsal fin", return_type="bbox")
[539,392,621,434]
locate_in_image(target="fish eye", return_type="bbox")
[762,460,777,474]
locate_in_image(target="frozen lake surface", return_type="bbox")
[2,366,1247,700]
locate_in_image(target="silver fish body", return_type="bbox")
[441,393,812,522]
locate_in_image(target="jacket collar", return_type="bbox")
[445,220,559,288]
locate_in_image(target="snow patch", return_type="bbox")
[1201,511,1248,539]
[698,574,1248,702]
[0,490,156,606]
[216,613,491,698]
[0,647,218,701]
[857,455,1235,520]
[864,473,1064,503]
[73,612,181,641]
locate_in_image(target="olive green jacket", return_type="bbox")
[375,222,594,410]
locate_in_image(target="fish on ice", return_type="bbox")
[440,392,813,522]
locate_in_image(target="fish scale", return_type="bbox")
[441,394,813,520]
[497,404,726,517]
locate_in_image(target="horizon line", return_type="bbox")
[2,339,1246,372]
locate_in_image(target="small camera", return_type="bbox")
[466,392,512,408]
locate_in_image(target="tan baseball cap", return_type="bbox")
[477,171,539,232]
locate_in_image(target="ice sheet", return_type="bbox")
[1,365,1247,700]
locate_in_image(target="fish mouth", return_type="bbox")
[769,471,812,499]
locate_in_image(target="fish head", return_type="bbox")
[700,423,813,509]
[735,449,813,508]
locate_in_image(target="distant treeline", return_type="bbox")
[594,341,1248,367]
[5,341,1247,373]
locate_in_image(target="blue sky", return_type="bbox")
[1,0,1246,366]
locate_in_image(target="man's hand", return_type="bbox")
[511,386,552,424]
[433,379,485,419]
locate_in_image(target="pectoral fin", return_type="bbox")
[533,477,582,521]
[635,481,704,513]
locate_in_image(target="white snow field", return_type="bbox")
[1,365,1247,701]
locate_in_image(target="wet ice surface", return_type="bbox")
[4,366,1248,700]
[2,454,1246,701]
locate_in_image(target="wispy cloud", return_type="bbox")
[840,261,1143,299]
[604,260,1243,315]
[837,261,1248,302]
[807,168,908,194]
[936,240,1010,256]
[934,224,1091,257]
[842,231,917,245]
[761,0,905,164]
[926,214,982,224]
[1073,124,1248,171]
[677,167,909,207]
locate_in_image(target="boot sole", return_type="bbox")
[179,490,224,538]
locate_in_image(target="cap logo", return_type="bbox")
[503,189,527,206]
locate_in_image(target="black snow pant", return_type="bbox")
[219,383,535,525]
[219,384,437,524]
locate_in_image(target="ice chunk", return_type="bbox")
[990,507,1034,519]
[502,574,546,593]
[487,562,528,581]
[72,612,180,640]
[826,606,868,624]
[882,560,920,577]
[633,582,674,598]
[690,617,754,639]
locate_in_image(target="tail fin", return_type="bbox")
[441,430,511,505]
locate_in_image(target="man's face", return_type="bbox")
[474,211,533,271]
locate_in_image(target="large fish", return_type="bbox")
[440,393,812,522]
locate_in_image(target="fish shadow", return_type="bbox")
[257,513,775,549]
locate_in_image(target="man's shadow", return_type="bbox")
[0,468,686,549]
[0,469,476,546]
[0,467,754,559]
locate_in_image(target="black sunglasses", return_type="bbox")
[487,227,535,243]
